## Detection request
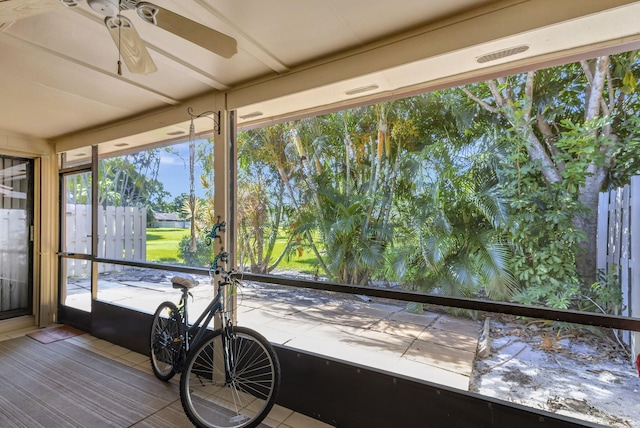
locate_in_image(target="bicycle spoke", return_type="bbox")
[180,327,280,428]
[150,301,183,381]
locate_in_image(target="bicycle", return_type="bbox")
[149,219,281,428]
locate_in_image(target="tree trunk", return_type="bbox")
[574,56,612,286]
[465,65,614,287]
[574,168,607,286]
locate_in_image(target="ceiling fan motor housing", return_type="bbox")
[87,0,120,16]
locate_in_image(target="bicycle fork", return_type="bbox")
[222,326,236,385]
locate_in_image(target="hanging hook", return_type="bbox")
[187,107,221,135]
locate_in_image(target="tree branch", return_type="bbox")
[606,64,615,115]
[581,58,610,117]
[580,60,593,84]
[461,87,498,113]
[523,71,535,121]
[523,129,563,184]
[536,115,563,172]
[487,80,505,107]
[585,56,610,121]
[499,72,561,184]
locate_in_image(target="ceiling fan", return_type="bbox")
[0,0,237,75]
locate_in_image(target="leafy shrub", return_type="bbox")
[178,234,215,268]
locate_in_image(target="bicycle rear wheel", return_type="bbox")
[150,301,184,381]
[180,326,281,428]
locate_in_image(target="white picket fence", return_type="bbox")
[597,176,640,361]
[65,205,146,276]
[0,209,29,312]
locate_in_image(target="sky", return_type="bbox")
[156,141,208,202]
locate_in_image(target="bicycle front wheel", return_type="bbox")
[180,326,281,428]
[150,301,184,381]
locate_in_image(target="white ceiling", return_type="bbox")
[1,0,640,153]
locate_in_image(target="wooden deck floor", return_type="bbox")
[0,331,332,428]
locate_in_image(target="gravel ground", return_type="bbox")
[470,316,640,427]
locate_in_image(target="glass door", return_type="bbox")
[59,170,93,315]
[0,156,33,320]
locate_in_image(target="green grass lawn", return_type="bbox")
[147,228,319,273]
[266,236,319,274]
[146,228,189,263]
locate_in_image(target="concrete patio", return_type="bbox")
[66,270,483,392]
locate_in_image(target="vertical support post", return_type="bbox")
[228,110,237,266]
[33,157,43,325]
[213,93,237,323]
[630,176,640,363]
[36,156,53,326]
[91,145,99,302]
[213,102,228,260]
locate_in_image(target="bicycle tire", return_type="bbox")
[180,326,281,428]
[150,301,185,381]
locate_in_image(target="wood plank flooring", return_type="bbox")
[0,336,188,427]
[0,334,330,428]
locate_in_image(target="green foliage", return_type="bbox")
[233,51,640,316]
[608,115,640,187]
[458,52,640,312]
[167,193,191,214]
[237,125,294,274]
[178,234,214,268]
[579,269,623,314]
[497,125,589,309]
[65,172,91,205]
[315,190,391,284]
[98,150,169,210]
[392,134,518,301]
[553,117,616,176]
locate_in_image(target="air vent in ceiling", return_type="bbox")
[345,84,379,96]
[477,45,529,64]
[239,111,263,119]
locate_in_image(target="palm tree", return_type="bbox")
[292,103,416,285]
[238,124,329,274]
[395,140,517,300]
[387,92,518,300]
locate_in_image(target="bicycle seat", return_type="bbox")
[171,275,199,290]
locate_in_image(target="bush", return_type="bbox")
[178,234,215,268]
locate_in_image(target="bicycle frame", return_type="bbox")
[174,241,232,352]
[175,272,239,383]
[152,218,280,427]
[171,219,239,382]
[180,278,229,354]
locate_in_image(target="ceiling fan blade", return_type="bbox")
[136,2,237,59]
[0,0,63,24]
[105,15,157,75]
